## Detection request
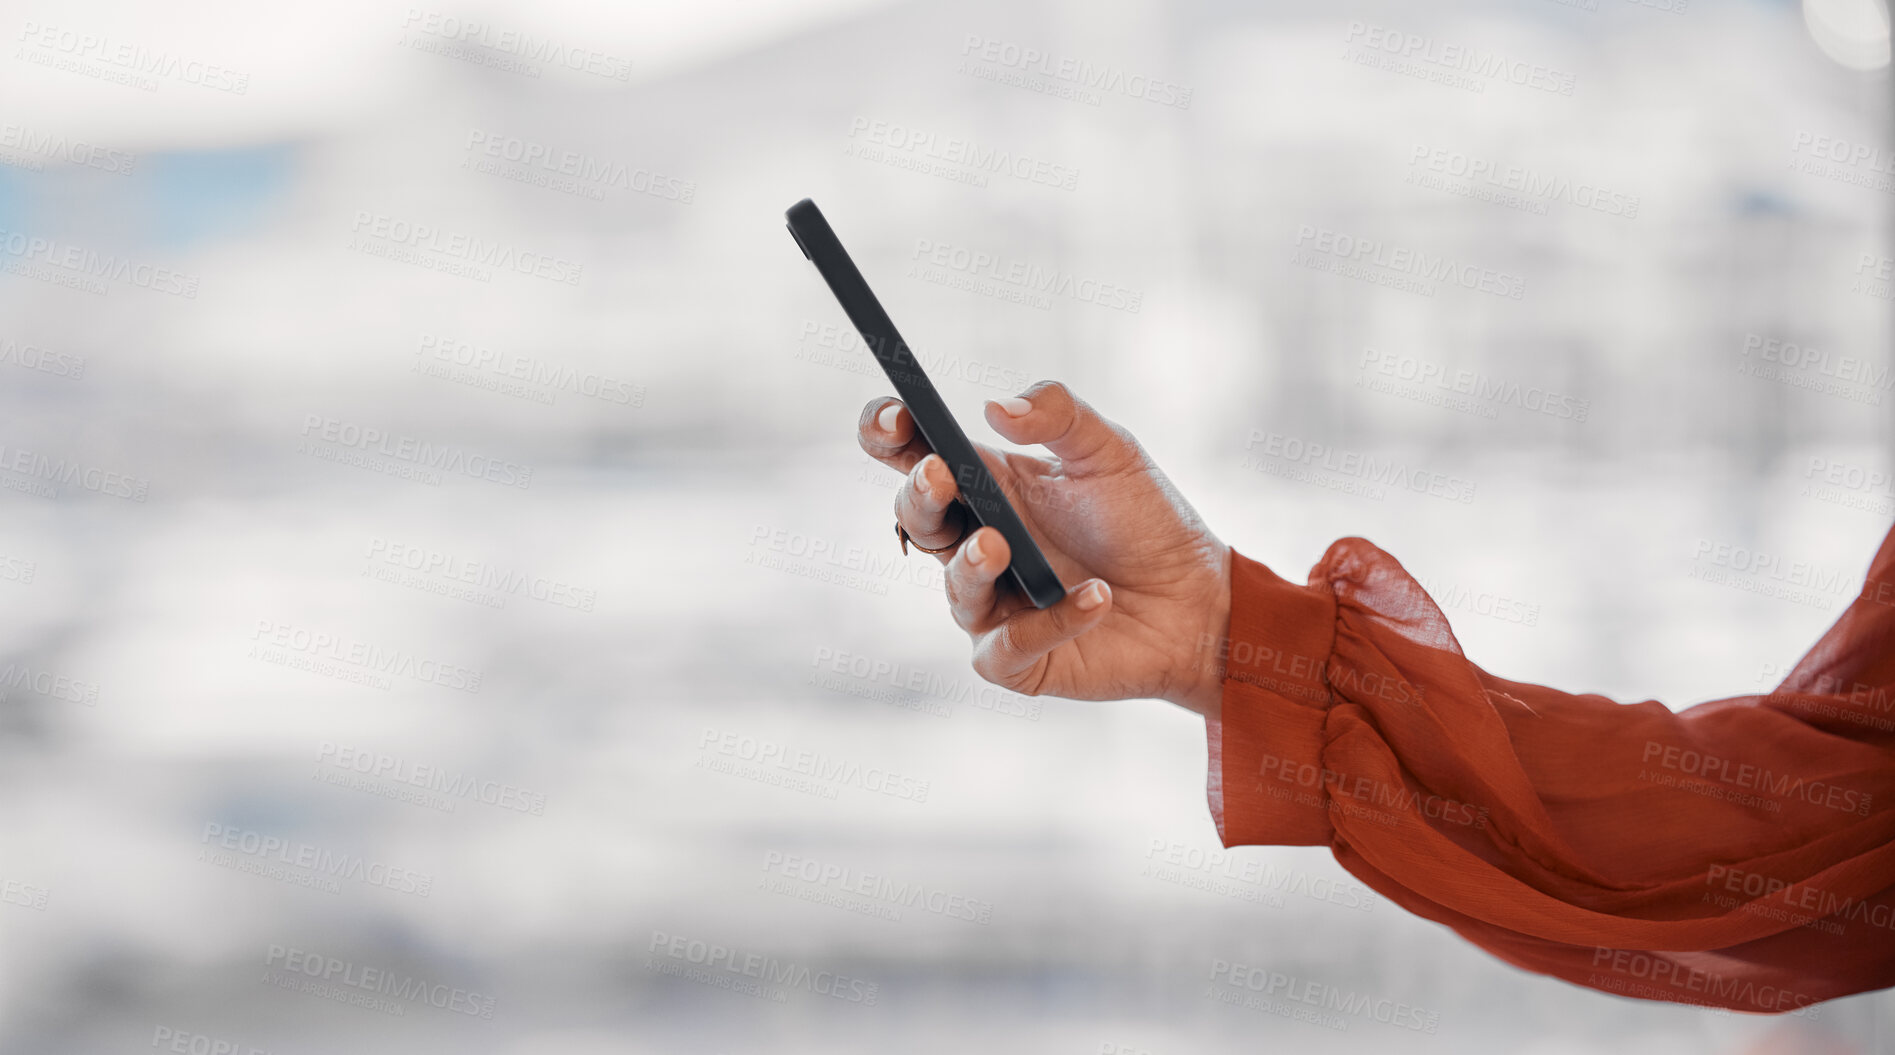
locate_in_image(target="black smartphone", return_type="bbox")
[785,198,1067,609]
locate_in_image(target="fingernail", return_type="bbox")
[878,404,902,432]
[1075,580,1108,611]
[994,396,1032,417]
[964,532,985,565]
[912,458,932,496]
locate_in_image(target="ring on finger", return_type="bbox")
[896,504,970,555]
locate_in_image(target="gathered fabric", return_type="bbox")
[1208,526,1895,1013]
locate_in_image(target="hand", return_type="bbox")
[858,380,1232,716]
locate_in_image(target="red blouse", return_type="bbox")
[1208,525,1895,1013]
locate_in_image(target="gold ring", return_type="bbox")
[897,517,969,556]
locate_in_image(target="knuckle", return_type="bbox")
[942,564,967,608]
[1026,378,1070,403]
[988,621,1018,661]
[1105,423,1142,460]
[950,593,980,634]
[970,634,1010,684]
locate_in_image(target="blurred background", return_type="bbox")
[0,0,1891,1051]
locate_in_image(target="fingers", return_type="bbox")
[894,453,968,557]
[982,380,1141,476]
[971,578,1113,687]
[858,397,931,473]
[943,527,1010,630]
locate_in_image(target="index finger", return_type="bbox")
[858,397,933,473]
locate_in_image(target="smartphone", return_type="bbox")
[785,197,1067,609]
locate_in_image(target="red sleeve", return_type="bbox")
[1207,527,1895,1014]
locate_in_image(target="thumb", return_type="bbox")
[971,578,1112,687]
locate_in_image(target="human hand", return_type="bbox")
[858,381,1231,716]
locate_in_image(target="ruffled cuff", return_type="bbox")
[1206,548,1339,847]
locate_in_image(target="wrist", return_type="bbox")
[1164,538,1232,718]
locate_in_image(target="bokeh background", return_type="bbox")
[1,0,1892,1051]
